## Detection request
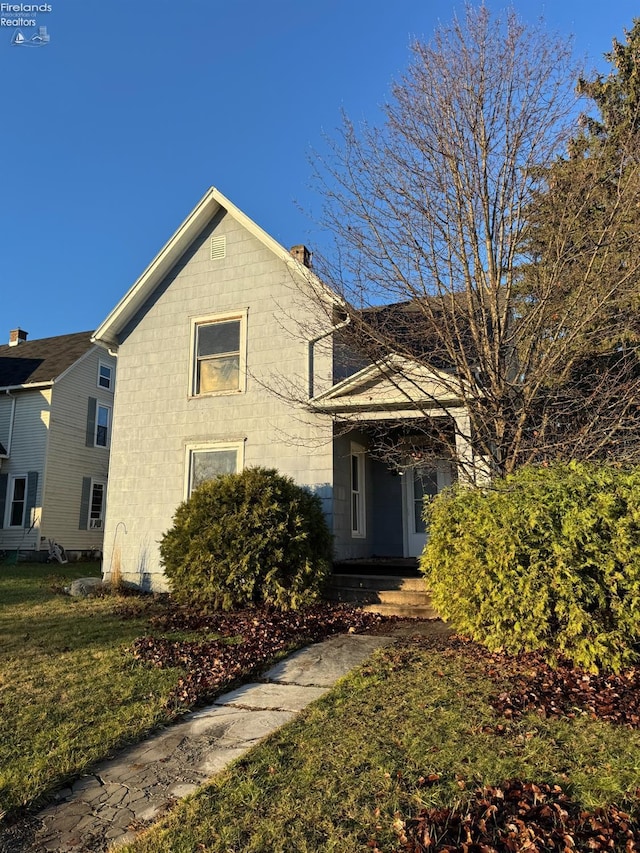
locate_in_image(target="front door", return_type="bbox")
[403,462,454,557]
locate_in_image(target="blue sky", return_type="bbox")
[1,0,638,341]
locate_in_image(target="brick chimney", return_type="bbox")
[9,328,28,347]
[290,245,312,268]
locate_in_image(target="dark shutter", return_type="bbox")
[79,477,91,530]
[0,473,7,529]
[24,471,38,529]
[86,397,97,447]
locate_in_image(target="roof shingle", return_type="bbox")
[0,331,96,388]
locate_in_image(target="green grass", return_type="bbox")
[120,641,640,853]
[0,563,184,816]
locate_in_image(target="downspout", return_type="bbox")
[3,390,16,456]
[307,316,351,399]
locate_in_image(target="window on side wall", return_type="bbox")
[95,404,110,447]
[98,362,113,391]
[350,443,366,538]
[186,442,244,497]
[89,481,105,529]
[8,475,27,527]
[191,312,246,396]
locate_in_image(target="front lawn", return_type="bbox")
[0,563,184,816]
[3,563,640,850]
[0,563,386,820]
[120,634,640,852]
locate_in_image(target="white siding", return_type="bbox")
[102,211,334,589]
[43,348,116,551]
[0,389,51,551]
[0,395,14,452]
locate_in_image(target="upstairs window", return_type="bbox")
[95,404,110,447]
[86,399,111,448]
[98,362,113,391]
[192,312,246,396]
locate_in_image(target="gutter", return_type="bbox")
[307,315,351,399]
[0,381,54,392]
[2,390,16,457]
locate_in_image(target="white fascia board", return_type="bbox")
[93,189,222,349]
[92,186,340,349]
[311,355,459,404]
[314,405,460,421]
[0,381,54,392]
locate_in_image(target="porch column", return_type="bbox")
[452,409,489,486]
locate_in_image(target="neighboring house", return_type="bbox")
[0,329,116,559]
[92,187,477,590]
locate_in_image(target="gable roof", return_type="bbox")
[0,331,95,389]
[92,186,337,350]
[310,354,464,420]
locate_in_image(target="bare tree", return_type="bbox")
[308,6,640,479]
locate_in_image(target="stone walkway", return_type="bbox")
[0,625,448,853]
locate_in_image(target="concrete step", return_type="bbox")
[360,602,439,619]
[327,586,431,607]
[326,573,437,619]
[329,573,425,592]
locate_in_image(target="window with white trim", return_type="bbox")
[95,404,110,447]
[191,312,246,396]
[186,442,244,497]
[98,362,113,391]
[7,475,27,528]
[89,481,105,529]
[350,443,366,538]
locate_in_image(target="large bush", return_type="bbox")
[420,462,640,672]
[160,467,332,611]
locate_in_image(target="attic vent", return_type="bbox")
[210,235,226,260]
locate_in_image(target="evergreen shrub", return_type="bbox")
[160,467,332,611]
[420,462,640,672]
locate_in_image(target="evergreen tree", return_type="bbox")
[516,20,640,463]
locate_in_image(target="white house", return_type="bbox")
[92,188,475,590]
[0,329,116,559]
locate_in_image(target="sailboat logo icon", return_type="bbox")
[11,26,50,47]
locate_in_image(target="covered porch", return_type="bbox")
[310,355,479,563]
[330,423,458,561]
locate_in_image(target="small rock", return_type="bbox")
[68,578,104,598]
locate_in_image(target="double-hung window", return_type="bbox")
[186,442,244,497]
[86,398,111,449]
[1,471,38,530]
[350,443,366,538]
[192,312,246,396]
[89,481,105,529]
[95,404,110,447]
[98,362,113,391]
[8,475,27,527]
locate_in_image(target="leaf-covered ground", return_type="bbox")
[123,621,640,852]
[129,603,399,708]
[425,636,640,730]
[400,779,637,852]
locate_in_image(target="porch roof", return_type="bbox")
[310,355,465,420]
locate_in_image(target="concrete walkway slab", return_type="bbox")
[263,633,393,687]
[0,623,447,853]
[216,681,329,712]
